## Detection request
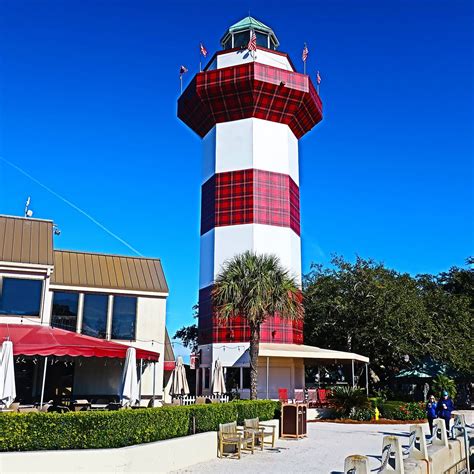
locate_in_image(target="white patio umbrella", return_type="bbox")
[120,347,139,407]
[211,359,226,395]
[165,356,189,400]
[0,341,16,409]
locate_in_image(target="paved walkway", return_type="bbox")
[173,422,427,474]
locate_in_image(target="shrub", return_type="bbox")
[330,386,369,417]
[432,375,457,400]
[0,400,279,452]
[380,401,425,420]
[350,408,375,421]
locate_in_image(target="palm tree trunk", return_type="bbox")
[249,322,260,400]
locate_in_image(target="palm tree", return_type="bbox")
[212,251,303,400]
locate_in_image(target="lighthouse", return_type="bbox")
[178,17,323,398]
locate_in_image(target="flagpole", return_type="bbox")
[180,75,183,94]
[304,61,306,75]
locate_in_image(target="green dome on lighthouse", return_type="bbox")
[220,16,280,50]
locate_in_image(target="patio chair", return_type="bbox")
[294,389,305,403]
[218,421,255,459]
[278,388,288,403]
[307,388,318,407]
[244,418,276,450]
[72,399,91,411]
[18,405,38,413]
[195,396,207,405]
[9,402,20,412]
[317,388,328,406]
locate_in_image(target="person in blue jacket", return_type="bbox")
[425,395,437,434]
[436,390,455,432]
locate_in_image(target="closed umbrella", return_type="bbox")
[165,356,190,399]
[0,341,16,408]
[211,359,226,395]
[120,347,139,407]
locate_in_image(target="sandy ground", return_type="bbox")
[173,410,473,474]
[172,422,424,474]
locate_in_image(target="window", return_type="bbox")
[51,292,79,332]
[82,294,108,339]
[203,368,210,389]
[233,32,249,49]
[256,32,268,48]
[111,296,137,340]
[242,368,251,389]
[225,367,240,390]
[0,277,42,316]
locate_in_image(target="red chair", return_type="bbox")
[307,388,318,407]
[317,388,328,406]
[278,388,288,403]
[294,389,305,403]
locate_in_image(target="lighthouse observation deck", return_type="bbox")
[178,60,323,139]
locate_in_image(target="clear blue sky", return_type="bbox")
[1,1,472,344]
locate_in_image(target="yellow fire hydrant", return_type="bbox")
[374,407,380,421]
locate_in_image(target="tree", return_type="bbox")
[416,261,473,375]
[303,255,474,385]
[173,324,199,352]
[212,251,303,400]
[304,256,428,383]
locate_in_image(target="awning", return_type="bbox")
[258,343,369,363]
[0,324,159,361]
[164,361,176,371]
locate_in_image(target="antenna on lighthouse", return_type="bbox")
[24,196,33,218]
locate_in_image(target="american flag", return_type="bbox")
[316,70,321,85]
[247,30,257,52]
[302,44,309,62]
[179,65,188,76]
[200,43,208,57]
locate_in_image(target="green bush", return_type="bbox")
[350,408,375,421]
[0,400,280,452]
[330,386,369,418]
[432,375,457,400]
[380,401,425,420]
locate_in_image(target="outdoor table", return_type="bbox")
[90,403,108,410]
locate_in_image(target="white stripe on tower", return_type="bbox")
[199,116,302,290]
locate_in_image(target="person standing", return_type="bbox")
[437,390,455,432]
[426,395,437,434]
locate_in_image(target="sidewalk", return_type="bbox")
[172,421,424,474]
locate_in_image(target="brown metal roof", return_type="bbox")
[51,250,169,294]
[164,329,175,362]
[0,215,54,266]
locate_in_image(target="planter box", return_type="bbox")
[0,431,217,473]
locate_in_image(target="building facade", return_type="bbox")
[0,214,171,404]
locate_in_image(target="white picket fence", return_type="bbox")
[174,395,229,405]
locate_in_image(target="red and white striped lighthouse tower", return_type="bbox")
[178,17,323,397]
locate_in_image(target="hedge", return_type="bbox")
[0,400,280,452]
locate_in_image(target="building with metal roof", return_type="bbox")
[0,213,173,406]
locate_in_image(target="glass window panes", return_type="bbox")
[82,294,108,339]
[256,32,268,48]
[242,368,251,389]
[0,278,42,316]
[225,367,240,390]
[204,368,210,389]
[233,32,249,49]
[51,292,79,332]
[111,296,137,340]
